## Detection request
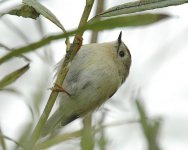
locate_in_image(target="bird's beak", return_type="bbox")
[118,31,122,45]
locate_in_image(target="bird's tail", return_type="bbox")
[41,108,79,137]
[41,109,63,137]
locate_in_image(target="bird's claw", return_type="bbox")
[51,83,71,96]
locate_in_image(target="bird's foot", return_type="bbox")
[51,83,71,96]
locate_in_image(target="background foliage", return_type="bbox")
[0,0,188,150]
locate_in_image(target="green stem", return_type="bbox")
[90,0,105,43]
[29,0,94,148]
[81,114,94,150]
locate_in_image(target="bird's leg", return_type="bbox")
[51,83,71,96]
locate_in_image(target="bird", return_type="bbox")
[42,32,131,136]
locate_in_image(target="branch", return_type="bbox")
[29,0,94,148]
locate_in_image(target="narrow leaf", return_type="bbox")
[98,0,188,17]
[0,128,6,150]
[0,64,30,89]
[0,4,40,19]
[23,0,66,31]
[0,14,169,64]
[86,14,169,31]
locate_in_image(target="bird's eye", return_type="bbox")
[119,51,125,57]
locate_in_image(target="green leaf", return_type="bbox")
[0,14,169,64]
[0,64,30,89]
[23,0,66,31]
[0,4,40,19]
[0,128,6,150]
[0,0,67,32]
[86,14,169,31]
[97,0,188,17]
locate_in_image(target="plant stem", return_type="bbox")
[81,114,94,150]
[29,0,94,148]
[90,0,105,43]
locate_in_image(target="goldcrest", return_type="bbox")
[42,32,131,136]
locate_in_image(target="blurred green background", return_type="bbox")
[0,0,188,150]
